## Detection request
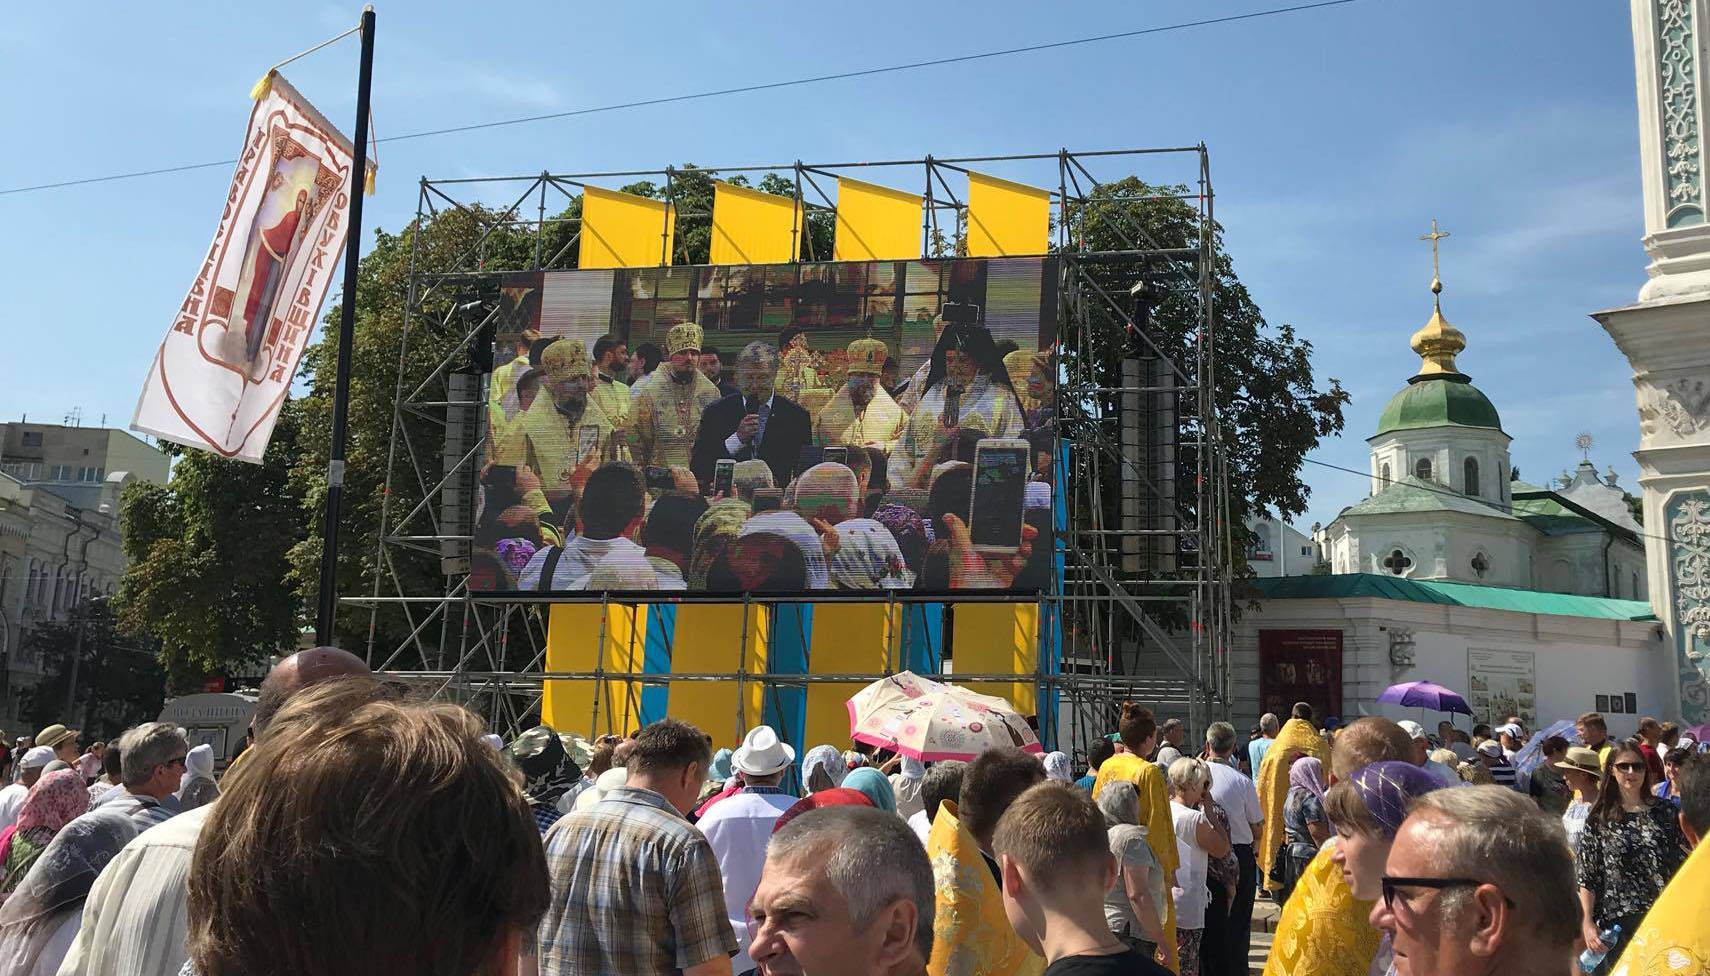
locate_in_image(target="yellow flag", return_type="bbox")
[833,177,922,261]
[543,604,648,737]
[580,185,675,269]
[710,181,801,265]
[966,172,1051,257]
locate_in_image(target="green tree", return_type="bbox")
[24,599,166,739]
[114,406,304,682]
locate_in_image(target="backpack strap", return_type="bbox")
[535,546,564,593]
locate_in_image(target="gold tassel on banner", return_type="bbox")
[363,164,376,196]
[249,71,275,102]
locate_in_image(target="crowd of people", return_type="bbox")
[0,667,1704,976]
[474,315,1057,593]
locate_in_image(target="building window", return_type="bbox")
[1470,551,1491,579]
[1464,457,1480,497]
[1383,548,1414,576]
[1414,458,1433,481]
[1300,546,1311,556]
[1632,572,1640,599]
[1380,463,1391,485]
[20,432,41,447]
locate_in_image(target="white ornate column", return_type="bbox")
[1591,0,1710,722]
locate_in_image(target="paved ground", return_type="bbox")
[1248,894,1281,975]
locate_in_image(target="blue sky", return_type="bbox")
[0,1,1647,532]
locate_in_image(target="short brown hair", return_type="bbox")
[1576,712,1606,733]
[1117,704,1156,752]
[992,782,1108,895]
[189,682,548,976]
[1330,717,1411,782]
[959,747,1045,845]
[1291,701,1314,721]
[588,742,615,778]
[1638,716,1661,735]
[626,717,712,776]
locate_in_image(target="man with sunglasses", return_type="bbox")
[94,722,190,829]
[1371,785,1580,976]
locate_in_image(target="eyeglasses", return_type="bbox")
[1380,876,1514,913]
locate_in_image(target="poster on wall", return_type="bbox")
[1258,629,1343,721]
[1466,649,1536,727]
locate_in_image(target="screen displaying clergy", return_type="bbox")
[630,322,723,470]
[814,337,906,451]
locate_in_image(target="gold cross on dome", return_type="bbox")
[1420,219,1450,291]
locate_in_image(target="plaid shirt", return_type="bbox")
[539,786,736,975]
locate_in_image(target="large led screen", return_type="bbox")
[472,256,1057,597]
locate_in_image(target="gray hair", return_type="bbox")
[118,722,189,786]
[919,760,966,824]
[1205,721,1237,756]
[767,806,935,961]
[1404,785,1580,947]
[1166,756,1210,794]
[1095,779,1140,827]
[1259,713,1280,736]
[732,459,774,501]
[737,340,779,371]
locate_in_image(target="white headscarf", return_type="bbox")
[829,519,910,589]
[1044,751,1073,783]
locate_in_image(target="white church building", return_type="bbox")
[1228,268,1672,738]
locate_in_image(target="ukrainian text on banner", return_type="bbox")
[133,75,362,463]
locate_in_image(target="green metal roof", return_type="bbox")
[1340,477,1519,520]
[1374,376,1503,436]
[1248,573,1657,621]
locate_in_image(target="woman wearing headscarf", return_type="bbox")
[801,745,845,794]
[505,726,583,834]
[1276,756,1329,904]
[686,498,750,590]
[1096,780,1169,965]
[890,757,927,821]
[829,519,911,589]
[887,321,1027,490]
[0,771,87,906]
[0,810,138,976]
[871,502,932,580]
[1043,751,1073,784]
[736,512,829,590]
[1322,761,1444,976]
[840,767,896,814]
[1255,712,1328,891]
[176,745,220,812]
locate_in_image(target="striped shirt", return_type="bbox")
[538,786,736,976]
[1488,761,1519,790]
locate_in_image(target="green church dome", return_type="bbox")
[1375,375,1503,435]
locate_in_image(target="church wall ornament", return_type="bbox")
[1668,490,1710,723]
[1637,375,1710,440]
[1656,0,1705,227]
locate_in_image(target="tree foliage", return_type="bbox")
[24,599,165,738]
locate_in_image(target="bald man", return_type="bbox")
[60,647,379,976]
[789,461,861,526]
[1261,717,1414,976]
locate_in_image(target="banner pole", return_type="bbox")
[316,5,376,646]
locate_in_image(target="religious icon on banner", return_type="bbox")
[132,73,374,463]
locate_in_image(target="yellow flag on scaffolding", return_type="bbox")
[580,185,674,269]
[966,171,1051,256]
[710,181,801,265]
[950,602,1038,716]
[543,604,649,737]
[804,604,898,750]
[833,177,922,261]
[667,604,769,747]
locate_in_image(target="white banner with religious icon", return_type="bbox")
[133,74,366,463]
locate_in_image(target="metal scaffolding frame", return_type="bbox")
[344,146,1233,751]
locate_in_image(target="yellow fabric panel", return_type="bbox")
[710,181,801,265]
[966,171,1051,257]
[543,604,648,737]
[1092,754,1179,972]
[580,185,675,269]
[668,604,768,747]
[804,604,897,750]
[925,800,1044,976]
[950,603,1037,716]
[833,177,923,261]
[1610,836,1710,973]
[1256,718,1329,880]
[1262,842,1381,976]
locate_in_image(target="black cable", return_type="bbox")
[0,0,1360,197]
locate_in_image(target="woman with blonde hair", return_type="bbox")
[1167,757,1230,976]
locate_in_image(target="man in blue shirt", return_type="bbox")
[1247,712,1279,776]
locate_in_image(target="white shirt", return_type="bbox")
[0,782,27,830]
[56,803,216,976]
[891,772,925,821]
[907,809,931,847]
[696,788,797,974]
[1206,759,1262,846]
[515,535,644,590]
[1170,800,1212,930]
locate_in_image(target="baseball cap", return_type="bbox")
[1476,739,1503,758]
[1397,720,1428,740]
[20,746,54,770]
[1494,723,1524,739]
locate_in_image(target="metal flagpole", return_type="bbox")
[316,5,377,646]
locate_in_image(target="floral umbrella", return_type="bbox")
[846,672,1008,749]
[854,686,1041,761]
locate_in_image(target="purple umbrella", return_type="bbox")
[1377,680,1473,716]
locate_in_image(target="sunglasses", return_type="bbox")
[1380,876,1514,913]
[1612,761,1645,774]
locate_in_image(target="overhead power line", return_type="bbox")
[1,0,1360,197]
